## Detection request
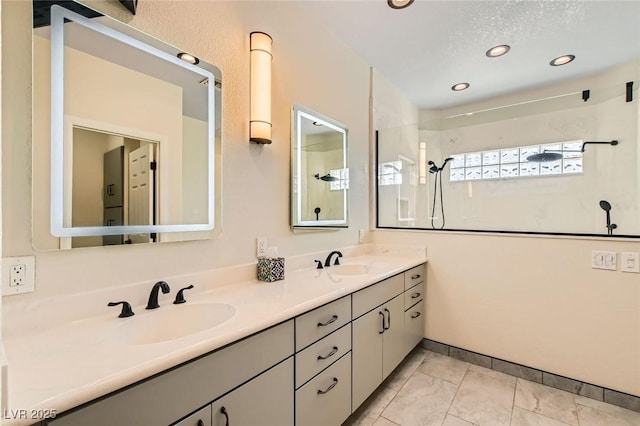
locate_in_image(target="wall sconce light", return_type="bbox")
[250,32,273,144]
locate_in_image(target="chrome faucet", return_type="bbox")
[146,281,170,310]
[324,251,343,267]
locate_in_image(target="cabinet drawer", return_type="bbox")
[352,274,404,319]
[174,405,212,426]
[404,281,425,310]
[405,302,425,353]
[295,352,352,426]
[295,323,351,388]
[404,264,425,290]
[295,296,351,351]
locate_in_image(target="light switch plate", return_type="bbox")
[620,252,640,273]
[591,251,616,271]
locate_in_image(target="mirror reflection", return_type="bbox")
[292,105,348,228]
[32,2,221,249]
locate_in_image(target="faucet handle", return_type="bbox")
[173,284,194,304]
[314,260,324,269]
[108,301,134,318]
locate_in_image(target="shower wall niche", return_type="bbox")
[376,59,640,237]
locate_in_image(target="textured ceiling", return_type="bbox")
[298,0,640,109]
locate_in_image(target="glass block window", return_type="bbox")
[329,168,349,191]
[378,161,402,186]
[449,140,583,182]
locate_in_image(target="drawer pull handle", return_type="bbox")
[197,420,205,426]
[317,377,339,395]
[317,315,338,327]
[411,292,421,299]
[317,346,339,360]
[384,308,391,330]
[221,406,229,426]
[411,311,422,319]
[411,274,421,280]
[379,311,385,334]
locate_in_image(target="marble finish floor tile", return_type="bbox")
[441,415,475,426]
[345,384,399,426]
[381,372,458,426]
[575,395,640,426]
[511,406,574,426]
[448,367,516,426]
[417,351,470,385]
[514,379,578,425]
[350,350,640,426]
[372,417,400,426]
[384,348,428,392]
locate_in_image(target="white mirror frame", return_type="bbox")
[291,104,348,229]
[50,5,216,237]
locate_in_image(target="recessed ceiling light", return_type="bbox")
[550,54,575,66]
[451,82,470,91]
[387,0,414,9]
[177,52,199,65]
[486,44,511,58]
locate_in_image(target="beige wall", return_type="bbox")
[372,229,640,397]
[2,0,370,298]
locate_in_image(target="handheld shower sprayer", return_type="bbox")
[599,200,617,235]
[427,157,454,229]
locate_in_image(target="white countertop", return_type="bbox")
[2,247,426,425]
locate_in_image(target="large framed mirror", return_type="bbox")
[32,1,222,249]
[291,105,348,229]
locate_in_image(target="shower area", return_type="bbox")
[376,61,640,236]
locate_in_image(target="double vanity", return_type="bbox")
[3,249,426,426]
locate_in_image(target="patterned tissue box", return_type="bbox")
[257,257,285,282]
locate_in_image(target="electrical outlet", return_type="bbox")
[359,229,367,243]
[2,256,35,295]
[256,237,267,258]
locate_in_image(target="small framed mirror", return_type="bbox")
[291,105,349,229]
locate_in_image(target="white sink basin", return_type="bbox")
[330,264,370,276]
[119,303,235,345]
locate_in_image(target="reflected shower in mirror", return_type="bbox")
[291,105,349,229]
[31,1,222,249]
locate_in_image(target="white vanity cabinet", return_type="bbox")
[351,264,426,411]
[294,296,352,426]
[40,262,426,426]
[351,274,406,409]
[46,320,294,426]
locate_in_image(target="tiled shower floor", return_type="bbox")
[344,349,640,426]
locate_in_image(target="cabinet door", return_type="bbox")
[211,358,294,426]
[352,308,384,410]
[382,294,407,379]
